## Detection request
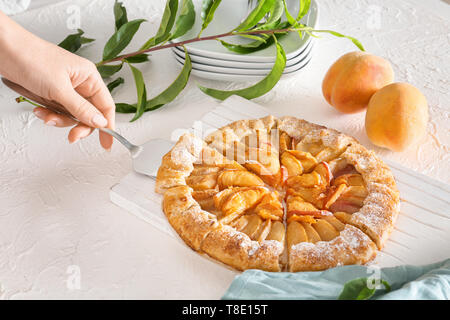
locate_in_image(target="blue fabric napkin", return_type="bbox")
[222,259,450,300]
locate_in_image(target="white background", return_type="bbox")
[0,0,448,299]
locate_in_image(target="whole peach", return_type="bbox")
[365,82,429,152]
[322,51,394,113]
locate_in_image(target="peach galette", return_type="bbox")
[156,116,400,272]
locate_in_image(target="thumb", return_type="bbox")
[56,88,108,128]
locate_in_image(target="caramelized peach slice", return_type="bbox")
[217,170,264,189]
[286,195,318,212]
[288,210,332,218]
[244,147,281,186]
[324,184,347,209]
[287,221,308,248]
[186,173,218,190]
[286,187,327,208]
[213,187,238,210]
[315,147,346,163]
[322,215,346,231]
[287,215,316,224]
[281,151,303,176]
[286,150,318,172]
[255,219,272,242]
[192,189,218,211]
[328,158,349,176]
[220,162,247,171]
[333,173,365,187]
[241,215,263,239]
[301,222,321,243]
[266,221,285,242]
[219,187,269,216]
[230,215,250,231]
[296,141,324,156]
[254,193,283,221]
[344,186,368,198]
[286,171,323,188]
[219,211,243,225]
[279,132,293,153]
[313,220,340,241]
[313,162,333,185]
[334,211,353,224]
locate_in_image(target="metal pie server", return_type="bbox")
[1,78,174,178]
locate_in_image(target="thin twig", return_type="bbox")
[96,26,313,66]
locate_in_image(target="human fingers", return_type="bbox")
[67,122,95,144]
[33,106,78,127]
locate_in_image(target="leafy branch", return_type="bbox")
[20,0,365,122]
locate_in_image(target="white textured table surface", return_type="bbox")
[0,0,448,299]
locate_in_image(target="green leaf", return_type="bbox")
[282,0,303,38]
[107,77,124,93]
[199,0,222,35]
[129,64,147,122]
[297,0,311,21]
[103,19,146,61]
[140,0,178,50]
[338,278,374,300]
[282,0,297,26]
[58,29,94,53]
[238,34,268,42]
[221,21,289,54]
[115,46,192,117]
[381,280,392,292]
[170,0,196,40]
[314,29,365,51]
[199,36,286,100]
[97,63,123,78]
[255,0,284,30]
[338,278,391,300]
[235,0,276,31]
[115,103,137,113]
[80,37,95,45]
[124,53,150,64]
[144,45,192,111]
[220,34,274,54]
[114,0,128,31]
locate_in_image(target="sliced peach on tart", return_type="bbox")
[312,219,340,241]
[265,221,285,242]
[254,192,284,221]
[217,170,264,189]
[287,221,308,248]
[281,151,303,177]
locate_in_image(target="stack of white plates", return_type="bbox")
[171,0,319,82]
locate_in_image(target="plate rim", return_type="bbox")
[176,52,313,81]
[173,43,314,75]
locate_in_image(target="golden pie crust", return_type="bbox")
[155,116,400,272]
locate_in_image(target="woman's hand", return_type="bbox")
[0,11,114,149]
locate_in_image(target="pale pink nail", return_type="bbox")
[92,114,107,127]
[46,120,56,126]
[34,109,45,118]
